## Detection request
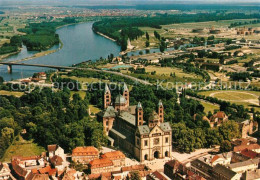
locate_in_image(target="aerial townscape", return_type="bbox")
[0,0,260,179]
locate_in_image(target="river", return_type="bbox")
[0,22,121,81]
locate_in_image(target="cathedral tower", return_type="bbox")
[104,84,111,109]
[123,83,129,107]
[136,102,143,126]
[158,100,164,123]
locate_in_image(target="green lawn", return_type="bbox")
[200,101,220,114]
[198,90,260,110]
[1,136,45,162]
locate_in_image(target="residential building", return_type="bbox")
[0,162,10,180]
[101,151,125,168]
[209,111,228,128]
[212,164,241,180]
[89,158,114,174]
[71,146,99,164]
[164,160,184,179]
[190,159,213,179]
[146,171,170,180]
[97,83,172,162]
[228,158,259,174]
[48,144,66,161]
[241,169,260,180]
[239,120,254,138]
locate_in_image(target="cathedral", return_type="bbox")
[97,83,172,162]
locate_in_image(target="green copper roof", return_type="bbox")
[137,125,150,135]
[105,83,110,93]
[119,111,136,126]
[115,94,127,104]
[160,122,171,132]
[158,100,163,106]
[137,102,142,109]
[123,83,128,92]
[101,106,116,118]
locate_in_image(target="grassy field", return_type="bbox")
[61,75,108,84]
[198,90,260,110]
[200,101,220,114]
[70,91,86,99]
[145,66,202,79]
[0,90,24,97]
[1,136,45,162]
[89,105,101,115]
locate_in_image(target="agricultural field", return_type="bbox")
[1,136,45,162]
[198,90,260,110]
[0,90,24,97]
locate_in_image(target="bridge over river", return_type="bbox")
[0,62,152,86]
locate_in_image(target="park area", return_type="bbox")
[198,90,260,110]
[1,136,45,162]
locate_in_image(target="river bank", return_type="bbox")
[95,31,116,42]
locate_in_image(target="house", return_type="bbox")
[186,170,206,180]
[190,159,213,179]
[146,171,170,180]
[50,155,65,171]
[11,160,29,180]
[25,172,49,180]
[239,120,255,138]
[212,164,241,180]
[11,156,45,170]
[88,158,114,174]
[0,162,11,180]
[48,144,66,162]
[241,169,260,180]
[240,149,260,159]
[101,151,125,168]
[228,158,259,174]
[233,144,260,153]
[209,111,228,128]
[37,72,47,80]
[164,160,184,179]
[71,146,99,164]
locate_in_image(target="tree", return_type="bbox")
[145,41,150,47]
[146,32,149,40]
[220,140,232,152]
[0,76,3,84]
[129,171,141,180]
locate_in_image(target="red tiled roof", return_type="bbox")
[241,149,259,159]
[31,169,39,174]
[50,155,63,166]
[210,155,220,164]
[165,160,182,170]
[234,144,260,152]
[11,160,27,178]
[89,158,113,169]
[48,144,58,152]
[149,171,168,180]
[101,151,125,160]
[72,146,99,156]
[215,111,226,119]
[38,166,52,174]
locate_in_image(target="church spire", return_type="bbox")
[104,84,111,109]
[158,100,164,123]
